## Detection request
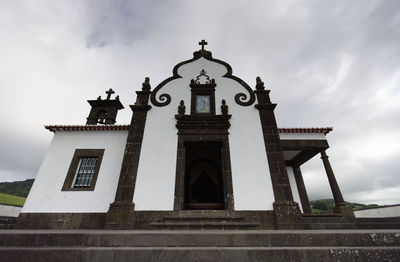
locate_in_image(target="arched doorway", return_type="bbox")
[183,142,226,210]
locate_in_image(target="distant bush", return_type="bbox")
[310,199,385,213]
[0,179,34,197]
[313,200,329,210]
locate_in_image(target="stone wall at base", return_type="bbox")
[16,211,276,230]
[16,211,400,230]
[16,213,106,229]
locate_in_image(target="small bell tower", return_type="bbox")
[86,88,124,125]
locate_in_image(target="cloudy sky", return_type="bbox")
[0,0,399,205]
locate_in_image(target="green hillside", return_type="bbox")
[0,179,34,197]
[0,192,26,207]
[310,199,382,213]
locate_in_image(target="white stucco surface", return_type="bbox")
[134,57,274,210]
[22,130,128,213]
[354,206,400,218]
[279,133,327,140]
[0,204,22,217]
[286,167,302,212]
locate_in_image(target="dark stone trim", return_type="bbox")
[175,114,231,131]
[286,150,321,167]
[86,97,124,125]
[321,150,345,206]
[319,150,354,218]
[112,93,151,204]
[190,81,216,115]
[112,90,151,203]
[174,114,234,211]
[106,80,152,229]
[280,139,329,151]
[292,166,312,214]
[281,139,330,167]
[150,48,255,107]
[254,104,277,110]
[61,149,104,191]
[129,105,152,111]
[88,99,124,109]
[254,87,301,229]
[319,150,356,219]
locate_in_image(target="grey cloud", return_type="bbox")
[0,129,47,181]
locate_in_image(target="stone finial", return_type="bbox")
[105,88,115,100]
[115,95,120,101]
[178,100,185,115]
[97,96,102,100]
[194,69,211,84]
[221,99,228,115]
[199,39,208,50]
[256,76,265,91]
[142,77,151,91]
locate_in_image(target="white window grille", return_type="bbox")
[72,157,98,188]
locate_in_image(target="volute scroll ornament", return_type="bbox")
[231,76,256,107]
[150,76,172,107]
[233,81,256,106]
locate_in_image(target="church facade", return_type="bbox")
[17,41,353,230]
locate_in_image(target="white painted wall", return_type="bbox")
[134,57,274,210]
[0,204,22,217]
[286,167,303,212]
[355,206,400,218]
[22,130,128,213]
[279,133,327,140]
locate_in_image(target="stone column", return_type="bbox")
[254,77,301,229]
[320,150,354,217]
[106,78,152,229]
[292,166,312,214]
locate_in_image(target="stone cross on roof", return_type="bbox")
[105,88,115,100]
[199,40,208,50]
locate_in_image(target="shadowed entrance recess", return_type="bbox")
[184,142,225,210]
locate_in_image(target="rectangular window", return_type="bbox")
[72,157,98,188]
[62,149,104,191]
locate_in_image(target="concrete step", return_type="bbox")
[0,246,399,262]
[301,216,356,229]
[151,215,257,229]
[162,216,246,221]
[302,223,356,230]
[0,217,17,229]
[1,229,399,247]
[301,216,400,230]
[150,221,259,229]
[356,217,400,229]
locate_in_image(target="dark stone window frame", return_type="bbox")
[174,114,234,211]
[190,83,216,115]
[62,149,105,191]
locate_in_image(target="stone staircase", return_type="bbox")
[150,215,259,229]
[0,229,399,261]
[0,216,17,229]
[301,214,356,229]
[301,215,400,230]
